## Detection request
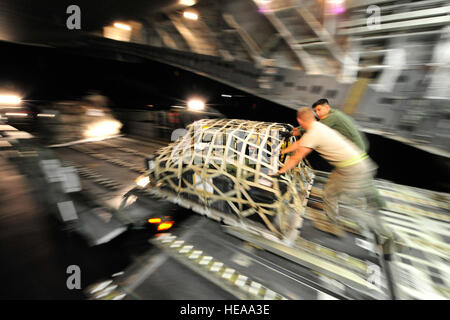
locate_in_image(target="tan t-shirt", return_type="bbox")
[299,121,362,166]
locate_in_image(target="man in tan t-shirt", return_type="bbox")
[273,107,394,257]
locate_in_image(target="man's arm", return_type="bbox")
[281,139,303,154]
[277,146,312,174]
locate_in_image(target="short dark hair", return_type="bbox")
[312,98,329,109]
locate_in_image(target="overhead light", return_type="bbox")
[113,22,132,31]
[5,112,27,117]
[37,113,56,118]
[256,0,272,12]
[187,99,205,111]
[86,109,105,117]
[221,94,232,98]
[84,120,122,138]
[180,0,196,6]
[183,11,198,20]
[0,94,21,105]
[327,0,346,14]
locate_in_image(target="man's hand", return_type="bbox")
[291,127,301,136]
[269,171,281,177]
[277,146,313,175]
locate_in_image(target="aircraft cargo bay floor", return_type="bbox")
[88,214,375,300]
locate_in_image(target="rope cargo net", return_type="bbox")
[148,119,315,239]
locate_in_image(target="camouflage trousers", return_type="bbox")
[322,158,391,238]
